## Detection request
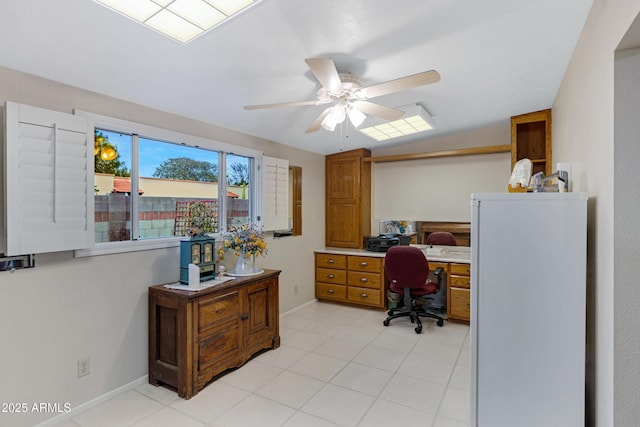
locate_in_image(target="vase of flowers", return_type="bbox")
[218,223,267,274]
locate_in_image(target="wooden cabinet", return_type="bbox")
[148,270,280,399]
[511,108,552,176]
[315,252,386,308]
[325,148,371,249]
[448,262,471,322]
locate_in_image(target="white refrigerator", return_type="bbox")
[470,192,587,427]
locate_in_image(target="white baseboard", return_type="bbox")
[280,298,318,317]
[34,301,317,426]
[34,376,148,427]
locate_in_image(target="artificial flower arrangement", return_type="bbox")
[217,223,268,260]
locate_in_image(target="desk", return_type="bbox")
[314,246,471,322]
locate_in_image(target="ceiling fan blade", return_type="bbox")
[357,70,440,99]
[305,107,333,133]
[244,100,320,110]
[305,58,343,94]
[352,101,404,121]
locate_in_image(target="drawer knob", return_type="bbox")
[360,278,368,283]
[241,313,249,320]
[359,262,367,266]
[328,274,335,279]
[328,259,334,264]
[327,289,335,294]
[360,293,368,298]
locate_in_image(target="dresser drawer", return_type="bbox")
[450,275,470,289]
[197,321,242,371]
[316,253,347,269]
[316,282,347,300]
[316,267,347,284]
[449,287,471,321]
[198,291,240,333]
[347,286,382,307]
[347,256,382,273]
[450,263,470,276]
[347,271,382,289]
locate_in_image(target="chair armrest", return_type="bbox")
[433,267,443,289]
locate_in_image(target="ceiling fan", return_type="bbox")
[244,58,440,133]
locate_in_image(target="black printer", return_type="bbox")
[365,233,411,252]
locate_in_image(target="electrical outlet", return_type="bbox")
[77,358,90,378]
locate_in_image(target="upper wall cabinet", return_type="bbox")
[325,148,371,249]
[511,109,552,176]
[3,102,93,255]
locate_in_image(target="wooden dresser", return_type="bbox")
[148,269,280,399]
[315,251,386,309]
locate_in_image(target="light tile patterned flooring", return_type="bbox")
[54,301,470,427]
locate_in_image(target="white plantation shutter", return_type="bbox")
[262,156,288,231]
[4,102,93,255]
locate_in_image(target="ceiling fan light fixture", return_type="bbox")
[321,104,347,131]
[359,104,435,141]
[347,106,367,128]
[92,0,263,44]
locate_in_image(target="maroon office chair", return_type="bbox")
[426,231,457,246]
[383,246,444,334]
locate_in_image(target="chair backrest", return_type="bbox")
[384,246,430,290]
[426,231,457,246]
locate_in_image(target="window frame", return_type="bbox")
[74,110,263,257]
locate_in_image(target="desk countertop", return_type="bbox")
[315,245,471,264]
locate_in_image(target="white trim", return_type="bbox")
[72,110,264,256]
[34,376,148,427]
[75,236,181,257]
[74,110,263,158]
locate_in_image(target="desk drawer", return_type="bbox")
[450,275,470,289]
[347,286,381,307]
[316,253,347,269]
[347,271,381,289]
[450,287,470,321]
[316,268,346,284]
[450,263,470,276]
[347,256,382,273]
[316,283,347,300]
[429,262,448,273]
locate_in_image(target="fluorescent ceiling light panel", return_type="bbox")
[359,104,435,141]
[205,0,253,15]
[93,0,262,43]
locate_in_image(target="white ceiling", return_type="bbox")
[0,0,592,155]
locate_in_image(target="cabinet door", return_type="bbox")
[326,157,359,201]
[244,278,277,349]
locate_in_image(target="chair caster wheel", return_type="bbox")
[415,325,422,334]
[383,319,390,327]
[437,319,444,327]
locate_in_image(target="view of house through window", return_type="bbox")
[94,128,252,244]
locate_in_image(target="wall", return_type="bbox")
[0,66,325,427]
[614,46,640,425]
[552,0,640,425]
[371,122,511,228]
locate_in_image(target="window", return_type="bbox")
[76,111,262,255]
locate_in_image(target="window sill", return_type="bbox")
[74,237,183,257]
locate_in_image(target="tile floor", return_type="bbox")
[54,301,470,427]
